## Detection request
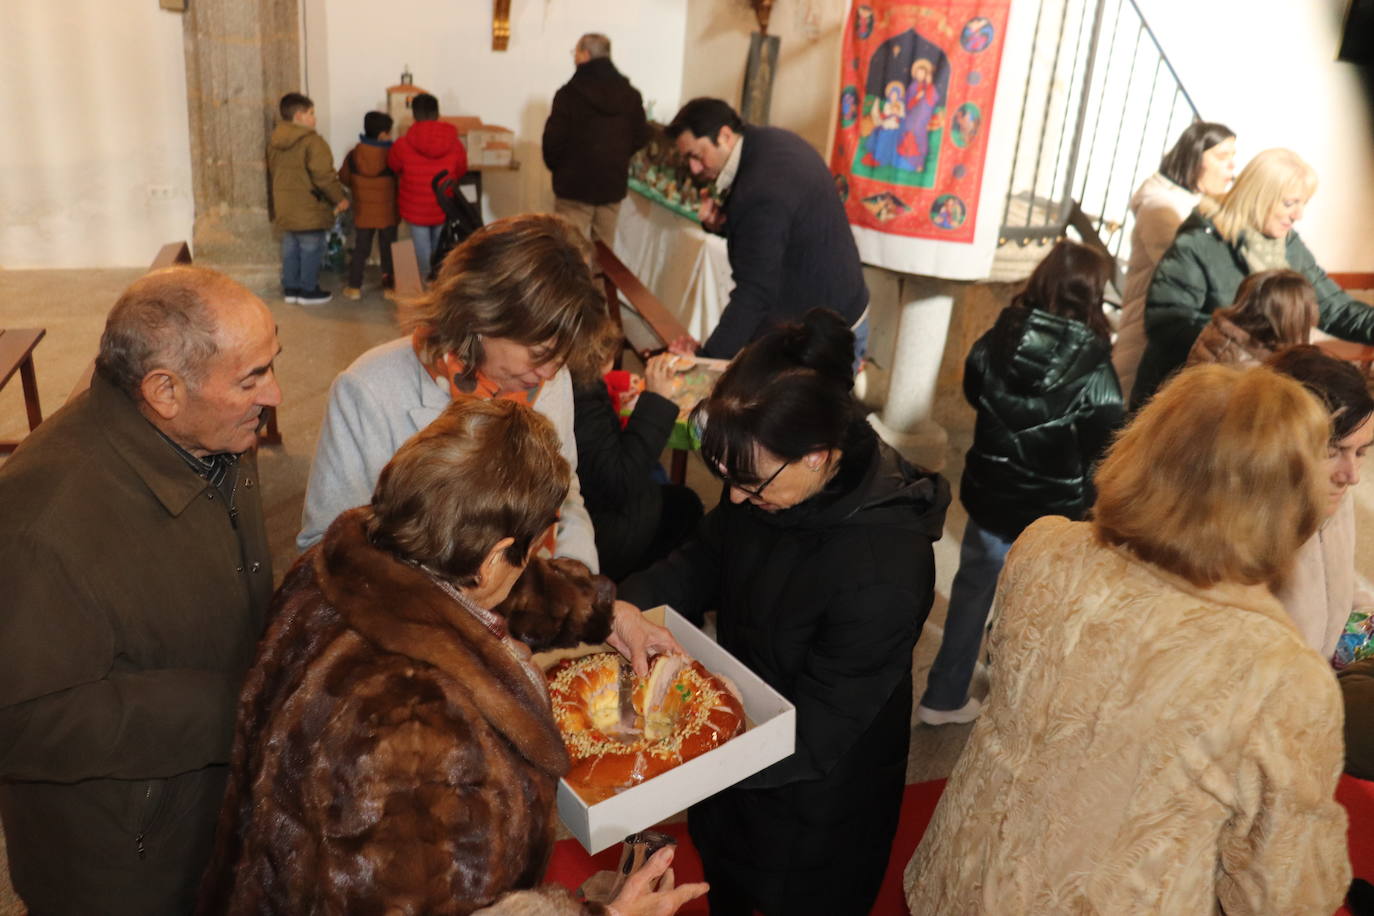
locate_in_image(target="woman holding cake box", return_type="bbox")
[199,398,701,915]
[616,309,951,916]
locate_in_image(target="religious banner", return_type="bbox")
[831,0,1016,277]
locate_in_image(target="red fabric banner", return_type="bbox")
[831,1,1012,244]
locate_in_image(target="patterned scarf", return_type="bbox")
[411,327,545,405]
[411,327,557,557]
[1239,230,1290,274]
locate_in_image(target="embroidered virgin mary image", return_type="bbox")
[853,28,950,189]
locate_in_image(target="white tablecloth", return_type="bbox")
[612,190,734,344]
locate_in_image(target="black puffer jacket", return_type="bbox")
[619,421,948,915]
[571,380,677,581]
[541,58,649,205]
[961,307,1124,541]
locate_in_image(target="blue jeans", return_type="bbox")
[407,221,443,281]
[281,230,326,293]
[852,310,871,373]
[921,518,1014,710]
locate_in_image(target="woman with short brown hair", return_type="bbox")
[298,213,610,568]
[906,363,1350,914]
[201,398,697,915]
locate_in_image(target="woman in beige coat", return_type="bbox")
[905,364,1350,915]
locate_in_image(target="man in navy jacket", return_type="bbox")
[666,98,868,359]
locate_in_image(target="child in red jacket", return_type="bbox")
[387,93,467,282]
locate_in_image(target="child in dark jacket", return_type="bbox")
[919,240,1125,725]
[572,334,703,582]
[339,111,398,300]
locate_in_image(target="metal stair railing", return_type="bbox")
[999,0,1200,288]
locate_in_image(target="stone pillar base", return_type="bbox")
[192,209,280,267]
[871,280,955,470]
[868,412,949,471]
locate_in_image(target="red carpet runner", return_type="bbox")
[545,776,1374,915]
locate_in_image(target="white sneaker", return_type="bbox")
[917,697,983,726]
[296,287,333,306]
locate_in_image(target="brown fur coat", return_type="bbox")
[198,508,614,915]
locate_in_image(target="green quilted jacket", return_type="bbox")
[1133,210,1374,405]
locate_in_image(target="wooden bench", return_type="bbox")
[594,242,695,484]
[1316,275,1374,379]
[1316,338,1374,376]
[149,240,192,271]
[0,328,47,454]
[65,242,281,446]
[594,241,691,357]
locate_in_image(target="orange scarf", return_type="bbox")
[412,328,557,557]
[412,327,545,406]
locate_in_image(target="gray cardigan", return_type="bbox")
[297,337,598,570]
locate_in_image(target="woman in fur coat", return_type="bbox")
[198,399,703,916]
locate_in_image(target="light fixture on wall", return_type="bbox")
[493,0,511,51]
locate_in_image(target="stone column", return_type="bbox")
[868,274,955,470]
[182,0,300,267]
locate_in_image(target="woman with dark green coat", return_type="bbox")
[918,240,1125,726]
[1133,148,1374,406]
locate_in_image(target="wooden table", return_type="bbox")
[595,241,697,484]
[0,328,46,454]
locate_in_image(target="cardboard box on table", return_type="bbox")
[467,127,514,167]
[534,606,795,854]
[439,116,514,168]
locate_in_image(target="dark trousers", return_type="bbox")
[348,226,397,289]
[600,483,703,582]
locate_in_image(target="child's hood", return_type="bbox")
[991,307,1111,395]
[404,120,461,160]
[270,121,316,151]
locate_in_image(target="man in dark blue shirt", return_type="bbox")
[665,98,868,359]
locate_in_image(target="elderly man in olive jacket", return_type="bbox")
[0,267,280,915]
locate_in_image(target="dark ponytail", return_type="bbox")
[693,308,859,484]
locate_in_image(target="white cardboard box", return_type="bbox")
[538,606,795,854]
[466,126,515,168]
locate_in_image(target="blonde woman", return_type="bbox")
[905,364,1349,915]
[1132,148,1374,405]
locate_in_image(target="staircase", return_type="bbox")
[990,0,1199,293]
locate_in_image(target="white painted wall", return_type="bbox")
[1141,0,1374,271]
[4,0,1368,272]
[679,0,847,154]
[1,1,195,269]
[305,0,687,222]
